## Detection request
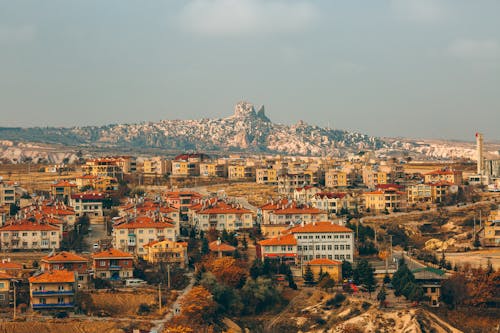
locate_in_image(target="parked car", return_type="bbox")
[125,278,147,287]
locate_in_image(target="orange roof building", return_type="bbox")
[92,249,133,280]
[29,270,77,311]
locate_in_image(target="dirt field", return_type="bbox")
[204,182,278,207]
[88,289,176,318]
[445,249,500,270]
[0,164,82,192]
[0,319,151,333]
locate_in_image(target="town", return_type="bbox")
[0,132,498,333]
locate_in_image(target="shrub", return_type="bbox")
[137,303,151,315]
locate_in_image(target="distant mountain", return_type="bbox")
[0,102,385,156]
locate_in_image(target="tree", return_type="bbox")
[200,238,209,256]
[240,277,282,315]
[177,286,217,330]
[205,256,247,288]
[353,259,376,294]
[441,273,468,308]
[383,273,391,284]
[377,285,387,307]
[303,264,315,285]
[342,260,353,280]
[242,235,248,250]
[318,273,335,291]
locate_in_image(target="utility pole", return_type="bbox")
[167,264,171,289]
[158,283,162,311]
[13,280,16,320]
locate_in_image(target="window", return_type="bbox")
[334,255,339,260]
[139,230,144,234]
[340,245,344,250]
[22,232,28,237]
[281,246,286,251]
[78,276,84,281]
[297,236,302,239]
[297,246,302,251]
[321,245,326,250]
[346,245,350,250]
[315,245,320,250]
[328,255,332,260]
[149,230,154,234]
[0,282,4,288]
[328,235,332,239]
[100,260,106,267]
[346,255,351,259]
[315,235,320,239]
[120,230,125,234]
[328,245,332,250]
[334,245,339,250]
[51,232,57,236]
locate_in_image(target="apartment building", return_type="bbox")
[142,239,188,267]
[293,186,322,203]
[484,208,500,247]
[429,181,458,203]
[424,170,463,185]
[171,160,200,177]
[362,188,406,213]
[362,166,389,189]
[407,184,433,204]
[69,192,107,222]
[325,170,348,188]
[41,251,90,288]
[255,168,278,185]
[199,162,228,178]
[28,270,77,311]
[0,220,62,251]
[309,192,355,215]
[277,172,314,195]
[92,248,134,280]
[50,180,77,201]
[113,216,177,255]
[259,221,355,263]
[82,157,129,179]
[143,157,171,175]
[192,200,253,231]
[228,165,256,181]
[165,191,203,218]
[0,182,16,207]
[0,272,13,307]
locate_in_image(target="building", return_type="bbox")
[362,188,406,213]
[165,191,203,219]
[209,239,236,257]
[412,267,446,307]
[82,157,137,179]
[171,160,200,177]
[228,165,256,181]
[307,258,342,282]
[362,166,389,189]
[259,221,355,263]
[0,182,16,207]
[424,170,463,185]
[113,216,177,256]
[310,192,354,215]
[255,168,278,185]
[325,170,348,188]
[0,220,62,251]
[50,180,77,201]
[484,208,500,247]
[0,272,13,307]
[69,192,107,222]
[429,181,458,203]
[41,251,90,288]
[192,201,253,231]
[0,260,23,278]
[200,162,228,178]
[91,248,134,280]
[278,172,314,195]
[293,186,322,204]
[28,270,77,311]
[143,157,171,176]
[142,239,188,268]
[407,184,432,204]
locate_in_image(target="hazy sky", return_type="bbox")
[1,0,499,141]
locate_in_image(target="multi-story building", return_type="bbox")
[362,166,389,189]
[0,272,13,307]
[277,172,314,195]
[199,162,228,178]
[309,192,355,215]
[50,180,77,201]
[325,170,348,188]
[69,192,107,222]
[92,248,134,280]
[293,186,322,204]
[113,216,177,256]
[0,182,16,207]
[165,191,203,218]
[143,239,188,267]
[171,160,200,177]
[362,187,406,213]
[424,170,463,185]
[192,201,254,231]
[407,184,433,204]
[228,165,256,181]
[28,270,77,311]
[429,181,458,203]
[259,221,354,263]
[0,220,62,251]
[255,168,278,185]
[143,157,171,176]
[307,258,342,282]
[484,208,500,247]
[82,157,126,179]
[41,251,90,288]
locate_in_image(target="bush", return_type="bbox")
[326,292,346,307]
[137,303,151,315]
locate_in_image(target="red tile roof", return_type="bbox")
[259,233,297,246]
[289,222,353,234]
[51,180,77,187]
[29,270,75,283]
[114,216,175,229]
[0,272,14,280]
[42,251,88,263]
[260,199,291,210]
[92,248,133,259]
[0,262,23,270]
[209,241,236,252]
[308,258,342,266]
[0,221,59,231]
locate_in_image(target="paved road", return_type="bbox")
[393,250,426,270]
[149,273,195,333]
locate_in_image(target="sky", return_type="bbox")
[0,0,499,141]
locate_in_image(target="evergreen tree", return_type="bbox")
[242,235,248,250]
[249,259,262,279]
[377,285,387,307]
[383,272,391,284]
[201,238,209,255]
[303,264,315,285]
[342,260,353,280]
[439,252,447,268]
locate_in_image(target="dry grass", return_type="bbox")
[0,320,150,333]
[204,182,278,207]
[0,164,82,192]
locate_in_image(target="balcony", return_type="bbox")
[32,303,74,309]
[32,290,75,296]
[109,265,122,270]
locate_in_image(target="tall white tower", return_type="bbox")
[476,132,484,175]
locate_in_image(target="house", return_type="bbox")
[412,267,446,307]
[259,221,355,263]
[407,184,433,204]
[112,216,177,255]
[0,272,14,307]
[82,157,130,179]
[263,203,328,237]
[75,174,98,189]
[143,157,171,176]
[91,248,134,280]
[171,160,200,177]
[428,181,458,203]
[0,182,16,207]
[50,180,77,201]
[0,220,62,251]
[41,251,90,288]
[309,192,354,215]
[142,239,188,268]
[307,258,342,282]
[293,186,322,204]
[164,191,203,219]
[424,169,463,185]
[228,165,256,181]
[28,270,77,311]
[277,172,314,195]
[0,260,23,278]
[362,166,389,189]
[200,162,228,178]
[209,239,236,257]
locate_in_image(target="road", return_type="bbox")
[149,273,195,333]
[393,250,426,270]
